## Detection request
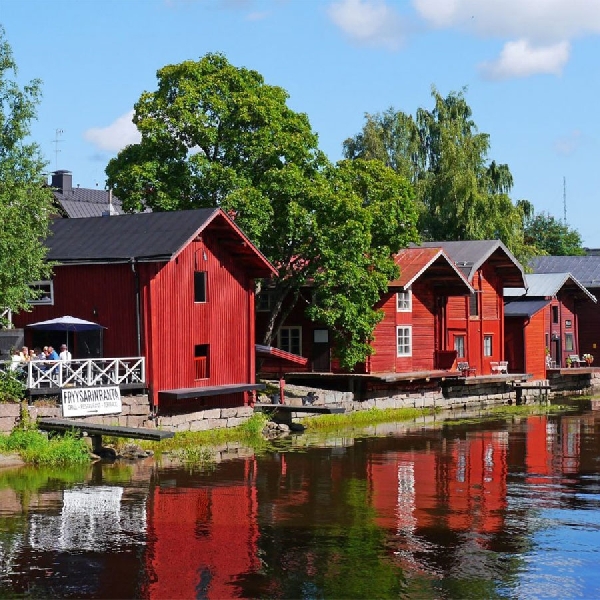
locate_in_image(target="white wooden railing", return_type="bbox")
[2,357,145,390]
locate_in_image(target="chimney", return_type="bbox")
[51,170,73,193]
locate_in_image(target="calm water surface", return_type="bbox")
[2,404,600,599]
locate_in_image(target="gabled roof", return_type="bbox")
[418,239,527,288]
[47,208,276,277]
[504,273,597,303]
[390,247,473,295]
[530,256,600,289]
[53,188,123,218]
[504,299,550,318]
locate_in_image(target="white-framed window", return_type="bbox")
[279,326,301,355]
[484,335,493,357]
[454,335,465,359]
[28,280,54,305]
[396,289,412,312]
[396,326,412,357]
[257,291,274,312]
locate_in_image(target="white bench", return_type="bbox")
[491,361,508,374]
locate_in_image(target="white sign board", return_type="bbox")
[61,386,122,417]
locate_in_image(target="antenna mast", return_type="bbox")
[563,176,567,223]
[52,129,64,170]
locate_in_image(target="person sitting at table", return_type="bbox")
[46,346,59,361]
[21,346,29,361]
[59,344,72,361]
[9,349,23,371]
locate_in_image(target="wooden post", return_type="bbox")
[279,377,285,405]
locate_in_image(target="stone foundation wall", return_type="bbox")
[2,372,599,434]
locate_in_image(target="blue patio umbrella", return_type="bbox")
[27,316,105,349]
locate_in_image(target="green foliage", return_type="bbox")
[0,27,54,316]
[0,427,90,465]
[107,53,420,368]
[344,87,535,262]
[523,211,585,255]
[0,370,25,402]
[303,406,433,430]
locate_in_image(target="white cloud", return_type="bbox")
[412,0,600,44]
[327,0,406,50]
[479,39,570,80]
[84,111,141,153]
[554,129,583,156]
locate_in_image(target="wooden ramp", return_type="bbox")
[38,418,174,453]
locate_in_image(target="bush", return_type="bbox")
[0,370,25,402]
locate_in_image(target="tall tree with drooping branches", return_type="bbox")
[0,26,54,319]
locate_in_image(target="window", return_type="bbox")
[484,335,493,357]
[454,335,465,359]
[565,333,574,352]
[257,291,273,312]
[279,327,301,355]
[28,280,54,305]
[469,292,479,317]
[396,326,412,357]
[194,271,207,303]
[552,305,559,324]
[194,344,209,379]
[396,290,412,312]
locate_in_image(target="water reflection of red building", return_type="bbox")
[143,459,260,600]
[369,431,509,541]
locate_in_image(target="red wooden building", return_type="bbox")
[420,240,527,376]
[504,272,596,377]
[257,246,473,375]
[530,256,600,359]
[12,208,276,410]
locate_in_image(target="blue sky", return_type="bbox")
[3,0,600,246]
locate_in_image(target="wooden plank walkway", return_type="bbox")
[38,418,174,453]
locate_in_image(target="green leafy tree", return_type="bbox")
[524,211,585,256]
[0,27,54,319]
[106,54,419,369]
[344,87,534,262]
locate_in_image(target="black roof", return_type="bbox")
[530,256,600,289]
[46,209,276,278]
[504,299,550,318]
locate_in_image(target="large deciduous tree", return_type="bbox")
[343,87,534,262]
[0,27,53,319]
[106,53,419,369]
[524,211,585,256]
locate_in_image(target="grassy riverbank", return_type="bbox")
[0,402,577,467]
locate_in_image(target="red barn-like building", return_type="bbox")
[504,272,596,377]
[420,240,527,376]
[12,209,276,410]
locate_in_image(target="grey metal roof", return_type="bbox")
[504,299,550,318]
[417,239,526,288]
[504,273,597,302]
[530,256,600,289]
[53,188,124,218]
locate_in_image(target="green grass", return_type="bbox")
[0,427,90,465]
[301,407,435,431]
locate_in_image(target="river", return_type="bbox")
[1,402,600,599]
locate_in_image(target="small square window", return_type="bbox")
[565,333,574,352]
[454,335,465,359]
[28,281,54,305]
[279,327,301,355]
[397,290,412,312]
[257,291,273,312]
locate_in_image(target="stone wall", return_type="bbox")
[2,372,600,434]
